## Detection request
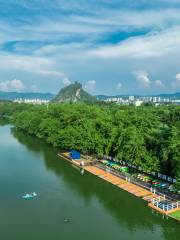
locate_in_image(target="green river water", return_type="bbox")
[0,123,180,240]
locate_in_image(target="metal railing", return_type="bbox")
[96,163,180,202]
[151,197,180,212]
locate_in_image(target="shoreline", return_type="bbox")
[58,152,180,223]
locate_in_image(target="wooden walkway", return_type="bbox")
[84,166,156,201]
[83,166,180,216]
[58,153,180,217]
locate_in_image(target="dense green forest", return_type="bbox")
[0,102,180,181]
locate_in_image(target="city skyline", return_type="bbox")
[0,1,180,94]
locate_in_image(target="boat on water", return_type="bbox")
[22,192,37,199]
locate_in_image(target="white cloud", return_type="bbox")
[90,27,180,59]
[134,71,151,88]
[2,6,180,55]
[15,9,180,40]
[0,2,180,94]
[172,73,180,88]
[106,8,180,29]
[62,77,71,86]
[134,72,165,89]
[85,80,96,91]
[39,70,63,77]
[0,53,63,77]
[117,82,123,90]
[154,80,164,87]
[176,73,180,81]
[0,79,25,92]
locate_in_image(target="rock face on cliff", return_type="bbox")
[52,82,97,103]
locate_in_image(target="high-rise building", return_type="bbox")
[129,96,135,101]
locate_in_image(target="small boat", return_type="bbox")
[22,192,37,199]
[64,218,70,223]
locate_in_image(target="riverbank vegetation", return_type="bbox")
[0,102,180,183]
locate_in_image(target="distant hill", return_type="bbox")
[52,82,97,103]
[0,91,55,101]
[0,89,179,102]
[96,92,180,100]
[158,92,180,99]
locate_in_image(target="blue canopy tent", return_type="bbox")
[70,150,81,160]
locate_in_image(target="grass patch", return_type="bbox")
[170,210,180,219]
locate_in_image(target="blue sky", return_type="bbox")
[0,0,180,95]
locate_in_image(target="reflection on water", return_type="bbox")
[10,127,180,240]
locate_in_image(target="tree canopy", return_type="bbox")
[0,102,180,179]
